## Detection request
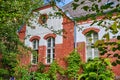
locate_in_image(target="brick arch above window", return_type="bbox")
[29,36,40,42]
[82,27,100,35]
[44,33,56,40]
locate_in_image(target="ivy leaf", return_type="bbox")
[112,62,117,66]
[118,55,120,59]
[89,72,97,77]
[116,60,120,64]
[78,74,87,80]
[104,58,111,66]
[72,3,79,10]
[117,36,120,40]
[99,74,107,79]
[81,1,85,4]
[74,0,79,2]
[94,40,104,47]
[82,6,89,11]
[110,22,118,34]
[103,33,110,41]
[112,48,117,52]
[113,53,118,57]
[89,0,95,2]
[97,20,103,26]
[98,0,101,2]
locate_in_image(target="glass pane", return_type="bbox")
[87,46,92,60]
[47,49,51,53]
[53,53,55,59]
[47,54,51,63]
[93,33,98,42]
[94,48,99,57]
[47,38,51,43]
[32,40,39,49]
[53,38,55,47]
[86,35,92,44]
[47,42,51,47]
[47,38,51,47]
[53,49,55,53]
[32,55,37,64]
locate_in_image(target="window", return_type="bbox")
[32,40,39,50]
[38,14,48,25]
[86,31,99,60]
[31,39,39,64]
[31,52,38,64]
[46,37,55,64]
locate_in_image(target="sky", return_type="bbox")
[57,0,73,7]
[44,0,73,7]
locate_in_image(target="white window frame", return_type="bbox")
[86,32,99,61]
[46,37,55,64]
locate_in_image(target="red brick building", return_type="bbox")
[18,0,120,79]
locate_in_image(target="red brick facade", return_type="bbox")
[18,24,26,42]
[18,5,120,78]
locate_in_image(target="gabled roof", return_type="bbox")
[62,0,119,18]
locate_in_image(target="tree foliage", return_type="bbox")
[0,0,44,79]
[78,58,114,80]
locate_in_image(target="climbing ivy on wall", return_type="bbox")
[66,50,82,79]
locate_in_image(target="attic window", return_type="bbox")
[38,14,48,24]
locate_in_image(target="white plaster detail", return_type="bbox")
[25,7,63,48]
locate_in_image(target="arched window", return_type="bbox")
[86,31,99,60]
[31,39,39,64]
[46,37,55,64]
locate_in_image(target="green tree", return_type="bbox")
[0,0,44,79]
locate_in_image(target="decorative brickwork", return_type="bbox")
[44,33,56,40]
[29,36,40,42]
[82,27,100,35]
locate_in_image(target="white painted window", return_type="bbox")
[86,32,99,61]
[32,40,39,50]
[46,37,55,64]
[31,40,39,64]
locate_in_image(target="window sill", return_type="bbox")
[31,64,38,66]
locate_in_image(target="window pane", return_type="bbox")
[47,53,51,63]
[94,48,99,57]
[53,49,55,53]
[87,46,92,60]
[32,54,38,64]
[53,53,55,59]
[93,33,98,42]
[47,42,51,47]
[86,35,92,44]
[47,38,51,43]
[32,40,39,50]
[47,49,51,53]
[53,38,55,47]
